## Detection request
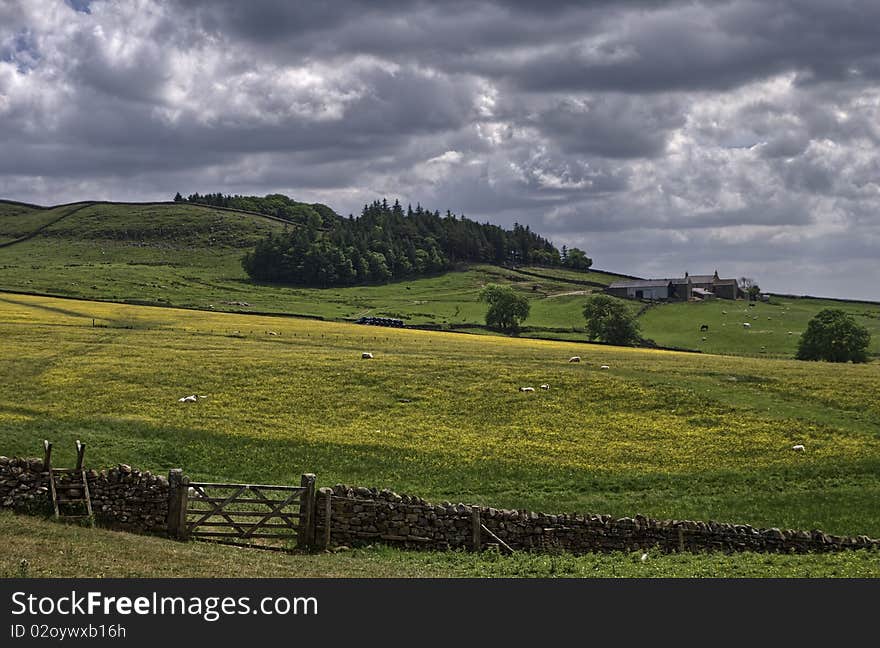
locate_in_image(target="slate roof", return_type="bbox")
[608,279,673,289]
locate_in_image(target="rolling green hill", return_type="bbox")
[0,202,90,244]
[0,199,616,331]
[0,198,876,359]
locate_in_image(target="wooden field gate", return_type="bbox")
[167,470,317,549]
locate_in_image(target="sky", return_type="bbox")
[1,1,879,299]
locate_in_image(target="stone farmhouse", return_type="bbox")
[605,271,744,302]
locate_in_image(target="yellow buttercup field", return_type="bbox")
[0,292,878,544]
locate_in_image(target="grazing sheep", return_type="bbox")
[519,386,535,392]
[743,322,751,328]
[700,324,709,332]
[267,330,279,336]
[362,352,373,359]
[540,384,550,390]
[792,444,805,452]
[569,356,581,363]
[600,365,610,370]
[721,310,727,315]
[178,395,198,403]
[701,336,707,341]
[788,331,794,335]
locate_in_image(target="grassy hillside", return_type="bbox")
[0,202,87,244]
[1,293,878,542]
[639,297,880,359]
[0,200,615,331]
[0,199,876,359]
[3,512,877,578]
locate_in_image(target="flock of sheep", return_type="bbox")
[177,338,807,454]
[518,356,611,392]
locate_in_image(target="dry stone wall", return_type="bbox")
[2,454,878,555]
[317,484,880,555]
[0,456,168,534]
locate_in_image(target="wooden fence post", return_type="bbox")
[298,473,316,550]
[167,469,189,540]
[472,507,482,551]
[74,440,86,471]
[42,440,52,473]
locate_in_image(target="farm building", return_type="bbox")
[685,271,742,300]
[605,279,688,301]
[606,270,743,302]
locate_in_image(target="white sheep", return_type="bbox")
[743,322,751,328]
[540,384,550,390]
[362,352,373,359]
[600,365,610,370]
[519,386,535,392]
[569,356,581,363]
[178,395,198,403]
[792,444,805,452]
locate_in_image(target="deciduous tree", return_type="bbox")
[796,309,870,363]
[479,284,530,332]
[582,294,641,346]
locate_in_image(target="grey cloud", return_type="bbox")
[2,0,880,298]
[536,96,685,158]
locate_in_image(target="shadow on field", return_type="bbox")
[1,417,878,538]
[0,295,99,321]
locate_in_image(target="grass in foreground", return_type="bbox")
[1,293,879,541]
[1,512,877,578]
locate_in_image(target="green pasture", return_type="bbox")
[0,293,878,542]
[0,199,877,360]
[639,297,880,359]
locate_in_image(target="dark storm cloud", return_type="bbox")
[1,0,880,297]
[535,97,685,159]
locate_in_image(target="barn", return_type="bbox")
[605,270,744,302]
[606,279,676,301]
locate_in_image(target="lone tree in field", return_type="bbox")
[582,294,641,346]
[479,283,530,332]
[796,309,871,363]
